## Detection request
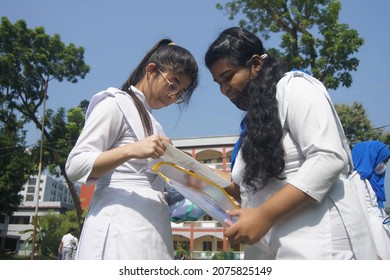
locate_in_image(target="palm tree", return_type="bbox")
[19,217,45,256]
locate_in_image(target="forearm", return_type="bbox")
[209,168,241,203]
[224,183,241,204]
[88,145,136,180]
[88,135,170,181]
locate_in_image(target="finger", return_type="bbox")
[160,136,172,145]
[224,218,234,226]
[152,147,165,158]
[226,209,241,217]
[224,224,238,239]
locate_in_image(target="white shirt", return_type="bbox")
[349,171,390,259]
[62,233,77,249]
[65,87,173,260]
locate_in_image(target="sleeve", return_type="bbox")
[65,96,125,184]
[285,77,348,202]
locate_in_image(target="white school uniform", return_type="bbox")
[232,72,377,259]
[66,86,173,260]
[349,171,390,259]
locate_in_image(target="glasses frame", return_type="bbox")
[157,69,186,104]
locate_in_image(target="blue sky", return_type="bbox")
[3,0,390,203]
[3,0,390,143]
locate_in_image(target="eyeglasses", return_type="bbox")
[157,69,186,104]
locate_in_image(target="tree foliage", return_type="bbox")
[0,105,33,215]
[44,105,86,177]
[0,16,90,227]
[335,102,388,146]
[216,0,364,89]
[19,210,82,258]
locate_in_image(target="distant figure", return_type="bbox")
[58,228,78,260]
[350,140,390,259]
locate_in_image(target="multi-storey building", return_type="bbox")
[0,175,79,255]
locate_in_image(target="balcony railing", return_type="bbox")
[171,220,224,228]
[180,250,243,260]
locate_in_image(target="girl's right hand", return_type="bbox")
[130,135,172,159]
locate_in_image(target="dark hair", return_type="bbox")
[205,27,285,191]
[121,39,199,136]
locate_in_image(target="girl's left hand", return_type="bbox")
[224,207,273,245]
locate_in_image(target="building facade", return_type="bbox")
[0,175,79,255]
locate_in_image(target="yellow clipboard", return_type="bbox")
[153,161,238,226]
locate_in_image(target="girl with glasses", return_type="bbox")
[205,27,376,259]
[350,140,390,259]
[65,39,198,259]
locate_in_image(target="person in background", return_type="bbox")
[349,140,390,259]
[58,228,77,260]
[204,27,376,259]
[65,39,198,259]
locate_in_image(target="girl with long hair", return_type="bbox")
[205,27,376,259]
[66,39,198,259]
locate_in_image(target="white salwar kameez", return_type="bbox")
[66,87,174,260]
[349,171,390,259]
[232,72,377,259]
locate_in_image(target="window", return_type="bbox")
[26,195,34,201]
[217,241,223,251]
[203,215,213,221]
[174,241,190,251]
[9,216,30,224]
[27,187,35,193]
[231,242,240,251]
[203,241,212,251]
[28,178,36,185]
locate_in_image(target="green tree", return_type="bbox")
[0,17,90,227]
[19,210,81,257]
[38,210,80,258]
[19,216,45,256]
[0,105,33,215]
[335,102,384,146]
[216,0,364,89]
[379,131,390,147]
[44,105,86,177]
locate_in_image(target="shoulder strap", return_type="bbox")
[86,87,155,141]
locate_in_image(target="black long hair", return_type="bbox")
[121,39,199,136]
[205,27,285,191]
